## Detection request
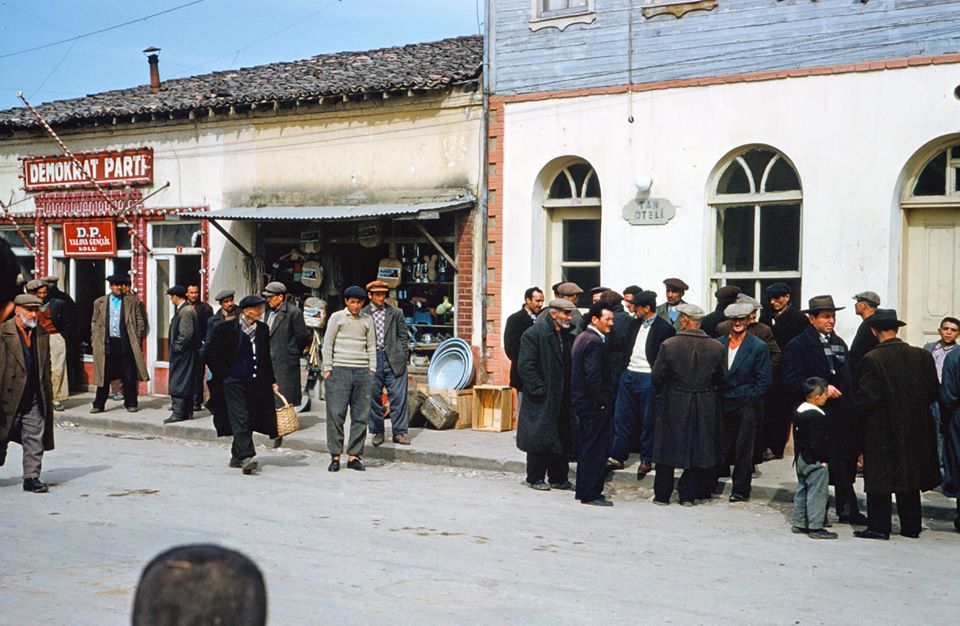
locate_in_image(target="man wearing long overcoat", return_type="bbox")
[854,309,940,540]
[90,274,149,413]
[782,295,866,525]
[206,295,278,474]
[0,295,55,492]
[517,299,576,491]
[164,286,200,424]
[263,282,310,408]
[363,280,412,446]
[651,303,726,505]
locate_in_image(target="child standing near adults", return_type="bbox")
[792,377,838,539]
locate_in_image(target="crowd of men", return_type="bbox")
[504,279,960,538]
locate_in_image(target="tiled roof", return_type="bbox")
[0,35,482,131]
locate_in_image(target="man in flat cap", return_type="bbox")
[42,275,81,392]
[783,295,866,525]
[90,274,148,413]
[187,282,214,412]
[759,282,808,461]
[651,303,725,505]
[0,294,55,492]
[517,298,577,491]
[263,281,309,443]
[589,286,609,304]
[322,286,376,472]
[206,295,279,474]
[656,278,689,332]
[363,280,411,446]
[549,281,585,335]
[848,291,881,376]
[164,286,200,424]
[26,279,68,411]
[204,290,238,350]
[715,302,772,501]
[701,285,741,338]
[855,310,940,540]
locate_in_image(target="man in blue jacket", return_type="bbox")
[716,302,772,501]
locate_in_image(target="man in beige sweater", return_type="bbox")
[322,286,376,472]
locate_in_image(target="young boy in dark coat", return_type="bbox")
[792,377,838,539]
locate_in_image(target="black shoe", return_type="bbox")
[636,462,653,480]
[954,516,960,532]
[228,458,242,468]
[652,498,669,506]
[23,478,49,493]
[583,496,613,507]
[192,404,203,412]
[549,480,575,491]
[839,513,869,526]
[899,530,921,539]
[347,458,365,471]
[272,437,284,449]
[853,529,890,540]
[791,526,809,534]
[126,406,139,413]
[240,458,258,475]
[680,500,695,507]
[808,529,838,540]
[90,407,103,414]
[328,459,340,472]
[528,480,550,491]
[163,416,189,424]
[729,493,749,503]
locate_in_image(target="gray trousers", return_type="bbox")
[15,400,45,479]
[369,351,409,436]
[325,366,373,457]
[793,454,830,530]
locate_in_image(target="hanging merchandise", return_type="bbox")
[377,258,402,288]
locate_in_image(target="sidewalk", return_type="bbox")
[57,392,958,519]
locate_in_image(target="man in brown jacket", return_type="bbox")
[0,294,55,492]
[90,274,149,413]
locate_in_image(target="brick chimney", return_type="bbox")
[143,47,161,94]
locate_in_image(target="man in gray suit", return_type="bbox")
[263,282,310,444]
[363,280,411,446]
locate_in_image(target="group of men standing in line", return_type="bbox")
[503,278,959,539]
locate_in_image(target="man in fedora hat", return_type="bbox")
[0,294,55,493]
[854,310,940,540]
[90,274,149,414]
[783,295,867,525]
[363,280,411,447]
[517,298,577,491]
[164,286,200,425]
[656,278,689,332]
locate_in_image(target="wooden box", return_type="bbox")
[429,388,474,429]
[471,385,514,432]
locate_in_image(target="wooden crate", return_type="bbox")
[471,385,514,432]
[429,388,473,429]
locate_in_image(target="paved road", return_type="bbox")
[2,427,957,625]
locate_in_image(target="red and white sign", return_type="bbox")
[63,219,117,257]
[21,148,153,191]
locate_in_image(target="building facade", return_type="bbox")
[485,0,960,382]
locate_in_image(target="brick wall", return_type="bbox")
[484,100,509,385]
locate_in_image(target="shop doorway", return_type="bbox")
[150,254,201,364]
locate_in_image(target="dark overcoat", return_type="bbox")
[606,304,633,386]
[760,305,808,354]
[651,329,726,468]
[570,329,614,421]
[848,319,879,379]
[855,338,941,494]
[205,318,278,439]
[0,319,54,461]
[503,307,536,390]
[516,315,574,455]
[361,302,409,375]
[267,300,311,405]
[168,302,200,397]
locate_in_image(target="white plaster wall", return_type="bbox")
[500,64,960,340]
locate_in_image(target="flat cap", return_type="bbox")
[765,282,791,297]
[632,290,658,309]
[853,291,881,307]
[365,280,390,293]
[214,289,235,302]
[107,273,131,286]
[736,294,762,310]
[865,308,906,330]
[166,285,187,297]
[715,285,741,300]
[675,303,704,321]
[555,282,583,296]
[41,275,60,284]
[724,302,755,319]
[589,285,610,296]
[262,281,287,296]
[548,298,578,312]
[663,277,689,291]
[25,279,46,292]
[238,295,266,309]
[343,285,367,300]
[14,294,42,308]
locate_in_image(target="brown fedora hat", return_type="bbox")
[800,294,845,314]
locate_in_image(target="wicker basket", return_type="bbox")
[275,390,300,437]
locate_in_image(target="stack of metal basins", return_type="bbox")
[427,338,475,390]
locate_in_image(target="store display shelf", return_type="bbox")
[410,323,454,328]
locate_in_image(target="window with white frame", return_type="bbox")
[710,147,802,300]
[544,161,601,308]
[530,0,596,31]
[911,144,960,198]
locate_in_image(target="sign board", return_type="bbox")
[63,219,117,257]
[622,197,676,225]
[21,148,153,191]
[34,190,143,218]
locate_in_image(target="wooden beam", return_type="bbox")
[415,222,458,272]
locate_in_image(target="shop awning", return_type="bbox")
[181,195,475,222]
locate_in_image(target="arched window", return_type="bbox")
[543,161,601,308]
[710,147,802,299]
[910,145,960,198]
